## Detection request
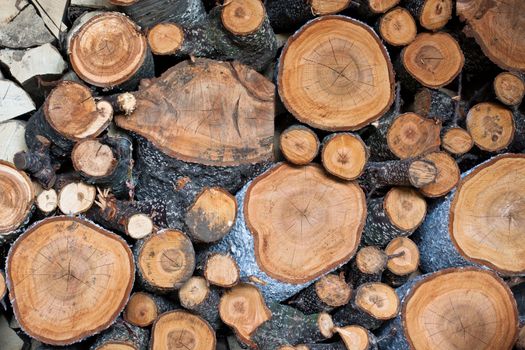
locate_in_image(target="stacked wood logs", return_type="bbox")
[0,0,524,349]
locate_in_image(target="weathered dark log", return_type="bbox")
[90,320,149,350]
[14,139,58,189]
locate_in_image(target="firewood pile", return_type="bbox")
[0,0,524,349]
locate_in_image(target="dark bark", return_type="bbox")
[413,88,466,126]
[181,285,221,329]
[25,108,72,159]
[90,319,149,350]
[264,0,314,33]
[14,141,58,189]
[332,296,384,331]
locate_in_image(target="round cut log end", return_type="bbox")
[126,214,153,240]
[58,181,96,215]
[69,12,148,88]
[355,282,399,320]
[204,253,240,288]
[97,343,136,350]
[408,160,438,188]
[318,312,335,338]
[0,161,34,234]
[45,82,112,141]
[369,0,400,13]
[402,32,464,88]
[278,16,394,131]
[494,72,525,106]
[419,151,460,197]
[245,163,366,284]
[138,229,195,291]
[335,325,370,350]
[280,125,319,165]
[384,187,427,231]
[151,310,216,350]
[387,112,442,159]
[442,127,473,155]
[310,0,351,15]
[109,0,138,5]
[314,273,352,308]
[450,154,525,275]
[466,102,515,152]
[219,284,271,345]
[356,246,388,275]
[321,133,369,180]
[147,23,184,55]
[379,7,417,46]
[124,292,158,327]
[403,268,518,350]
[221,0,265,36]
[185,187,237,243]
[72,139,117,178]
[419,0,453,30]
[36,188,58,214]
[7,217,134,345]
[179,276,209,309]
[385,237,419,276]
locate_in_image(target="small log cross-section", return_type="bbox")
[134,229,195,293]
[321,133,369,180]
[184,187,237,244]
[58,181,96,215]
[405,0,453,31]
[179,276,221,329]
[466,102,515,152]
[380,268,518,350]
[203,253,240,288]
[116,58,274,166]
[418,151,460,197]
[378,7,417,47]
[0,161,34,243]
[278,16,394,131]
[457,0,525,71]
[6,217,134,345]
[279,125,320,165]
[494,72,525,106]
[151,310,216,350]
[442,127,473,155]
[219,283,271,346]
[124,292,175,328]
[69,12,153,89]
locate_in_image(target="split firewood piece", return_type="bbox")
[362,187,427,247]
[115,58,274,229]
[124,292,176,328]
[0,80,35,122]
[418,151,460,197]
[72,136,133,197]
[378,7,417,47]
[179,276,221,329]
[0,3,54,48]
[441,127,473,155]
[90,188,153,240]
[405,0,452,31]
[412,88,464,124]
[203,253,240,288]
[0,161,34,245]
[148,0,278,71]
[114,0,207,29]
[334,325,379,350]
[321,133,369,180]
[457,0,524,71]
[386,113,441,159]
[333,282,400,330]
[90,320,149,350]
[184,187,237,244]
[265,0,351,33]
[36,188,58,215]
[0,120,28,164]
[418,154,525,274]
[278,16,394,131]
[134,229,195,293]
[69,12,154,90]
[361,159,437,192]
[383,237,420,287]
[219,283,271,346]
[279,125,320,165]
[23,81,113,158]
[210,163,366,302]
[151,310,216,350]
[399,32,464,90]
[466,102,515,152]
[251,303,334,350]
[348,246,388,286]
[378,268,518,350]
[288,273,352,315]
[6,217,134,345]
[493,72,525,106]
[58,181,96,215]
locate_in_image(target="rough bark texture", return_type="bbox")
[90,320,149,350]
